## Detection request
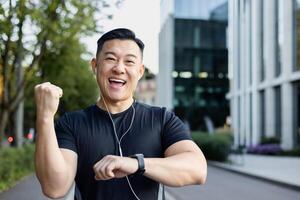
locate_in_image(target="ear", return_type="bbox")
[91,58,97,74]
[138,64,145,80]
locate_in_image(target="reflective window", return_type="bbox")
[173,18,228,130]
[275,86,282,139]
[249,93,253,146]
[296,0,300,71]
[275,0,283,76]
[260,90,266,138]
[194,27,200,47]
[294,82,300,145]
[261,1,266,81]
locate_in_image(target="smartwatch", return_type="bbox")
[130,154,145,175]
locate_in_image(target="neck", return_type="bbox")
[97,97,134,114]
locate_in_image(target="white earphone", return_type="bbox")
[101,96,141,200]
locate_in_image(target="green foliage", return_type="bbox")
[280,145,300,157]
[143,67,155,80]
[0,0,120,139]
[0,145,35,192]
[24,37,99,124]
[260,136,281,144]
[0,0,119,145]
[192,131,232,161]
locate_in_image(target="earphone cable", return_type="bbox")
[101,97,141,200]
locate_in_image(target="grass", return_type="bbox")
[0,144,35,192]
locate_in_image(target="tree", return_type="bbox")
[0,0,122,146]
[24,37,99,134]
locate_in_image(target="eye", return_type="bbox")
[106,57,116,61]
[126,60,135,65]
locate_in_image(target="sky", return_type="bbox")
[83,0,160,74]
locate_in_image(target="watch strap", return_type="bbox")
[130,154,145,175]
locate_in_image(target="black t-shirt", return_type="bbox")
[55,102,191,200]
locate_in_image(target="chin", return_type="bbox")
[108,95,130,102]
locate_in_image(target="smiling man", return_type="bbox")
[34,28,207,200]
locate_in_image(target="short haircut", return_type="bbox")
[96,28,145,57]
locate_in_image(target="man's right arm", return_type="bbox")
[34,82,77,199]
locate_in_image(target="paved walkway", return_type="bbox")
[210,154,300,190]
[1,154,299,199]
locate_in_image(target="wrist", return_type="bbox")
[36,115,54,124]
[129,154,145,175]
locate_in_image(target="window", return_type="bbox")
[249,93,253,146]
[275,86,282,139]
[275,0,283,76]
[260,90,266,137]
[294,82,300,145]
[193,26,200,48]
[261,1,266,81]
[296,0,300,71]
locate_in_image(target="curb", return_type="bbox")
[165,191,177,200]
[208,161,300,191]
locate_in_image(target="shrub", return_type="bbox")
[247,144,282,155]
[192,132,232,162]
[260,136,280,144]
[0,144,35,192]
[280,145,300,157]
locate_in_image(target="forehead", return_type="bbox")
[101,39,142,58]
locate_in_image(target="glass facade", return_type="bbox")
[260,90,265,138]
[249,93,253,146]
[296,0,300,71]
[275,86,281,139]
[295,1,300,145]
[276,0,283,76]
[174,0,227,20]
[173,18,229,130]
[261,1,266,82]
[294,82,300,145]
[228,0,300,148]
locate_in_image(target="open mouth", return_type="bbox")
[108,78,126,87]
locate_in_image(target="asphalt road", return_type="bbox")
[166,166,300,200]
[0,175,47,200]
[0,166,299,200]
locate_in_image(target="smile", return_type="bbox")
[108,78,126,86]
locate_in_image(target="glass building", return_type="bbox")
[158,0,229,130]
[228,0,300,149]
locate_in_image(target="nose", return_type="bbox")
[112,60,125,74]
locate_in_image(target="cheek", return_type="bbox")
[128,75,140,86]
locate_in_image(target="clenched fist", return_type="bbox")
[93,155,138,180]
[35,82,63,118]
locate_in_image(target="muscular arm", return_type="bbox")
[143,140,207,187]
[34,82,77,199]
[93,140,207,187]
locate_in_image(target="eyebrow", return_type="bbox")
[104,51,137,58]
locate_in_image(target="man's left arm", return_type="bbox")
[93,139,207,186]
[143,139,207,187]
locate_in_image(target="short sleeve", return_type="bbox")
[161,109,192,151]
[55,114,77,154]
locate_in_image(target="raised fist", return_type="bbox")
[35,82,63,118]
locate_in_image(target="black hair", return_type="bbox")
[96,28,145,57]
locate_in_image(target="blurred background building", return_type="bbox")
[227,0,300,149]
[135,68,156,105]
[158,0,229,130]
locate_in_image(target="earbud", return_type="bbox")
[94,67,97,75]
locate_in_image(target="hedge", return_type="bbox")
[191,132,232,162]
[0,144,35,192]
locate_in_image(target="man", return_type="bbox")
[34,28,207,200]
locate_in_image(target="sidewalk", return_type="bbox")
[209,154,300,190]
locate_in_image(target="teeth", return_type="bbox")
[109,78,126,83]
